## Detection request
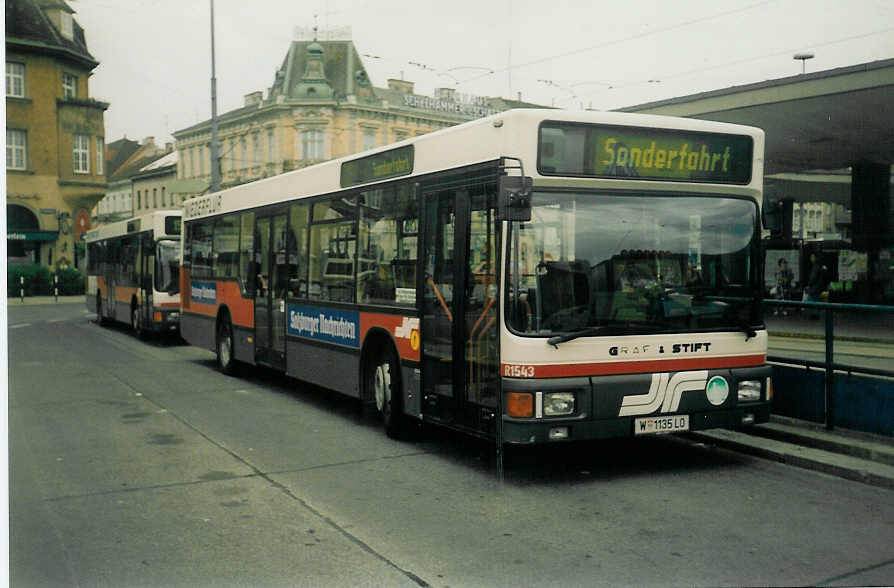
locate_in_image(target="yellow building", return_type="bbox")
[172,39,535,195]
[6,0,108,269]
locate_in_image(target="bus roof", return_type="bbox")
[183,108,765,222]
[85,210,182,242]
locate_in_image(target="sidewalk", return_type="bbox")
[6,295,86,306]
[766,310,894,343]
[689,416,894,490]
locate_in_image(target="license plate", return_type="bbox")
[634,415,690,435]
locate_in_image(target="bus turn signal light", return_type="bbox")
[507,392,534,418]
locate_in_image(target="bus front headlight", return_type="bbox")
[543,392,575,416]
[737,380,762,403]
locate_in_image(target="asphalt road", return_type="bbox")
[8,302,894,587]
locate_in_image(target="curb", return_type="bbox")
[689,429,894,491]
[6,295,86,306]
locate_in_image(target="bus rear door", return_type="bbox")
[254,210,288,369]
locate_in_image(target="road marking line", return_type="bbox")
[10,323,32,329]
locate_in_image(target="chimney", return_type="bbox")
[435,87,456,101]
[244,91,263,106]
[387,79,414,95]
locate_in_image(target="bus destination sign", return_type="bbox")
[341,145,414,188]
[539,122,753,184]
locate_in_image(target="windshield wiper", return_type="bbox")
[546,320,675,348]
[547,326,620,348]
[737,318,758,341]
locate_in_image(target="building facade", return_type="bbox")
[131,150,179,215]
[94,137,179,223]
[6,0,108,269]
[172,39,537,196]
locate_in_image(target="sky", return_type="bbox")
[71,0,894,145]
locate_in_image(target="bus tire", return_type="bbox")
[131,301,145,339]
[216,317,238,376]
[366,346,407,439]
[96,293,106,326]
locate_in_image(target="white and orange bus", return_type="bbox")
[86,211,182,336]
[180,109,772,443]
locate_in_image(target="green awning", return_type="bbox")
[7,230,59,242]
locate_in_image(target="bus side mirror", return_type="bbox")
[498,175,533,222]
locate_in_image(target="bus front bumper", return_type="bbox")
[502,403,771,445]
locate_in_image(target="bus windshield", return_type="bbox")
[156,239,181,294]
[506,191,760,336]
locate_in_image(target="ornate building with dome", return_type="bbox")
[171,37,539,197]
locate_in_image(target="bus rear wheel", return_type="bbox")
[366,347,406,438]
[96,294,106,326]
[131,303,145,339]
[216,318,237,376]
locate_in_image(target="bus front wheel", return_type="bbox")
[366,347,406,439]
[131,302,145,339]
[216,318,237,376]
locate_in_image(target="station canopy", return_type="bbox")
[619,58,894,205]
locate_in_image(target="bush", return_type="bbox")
[56,267,85,295]
[7,264,84,296]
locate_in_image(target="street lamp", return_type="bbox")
[794,52,814,74]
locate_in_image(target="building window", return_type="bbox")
[96,137,104,175]
[137,191,142,210]
[253,132,261,167]
[267,129,275,163]
[362,129,377,151]
[302,128,324,161]
[153,188,158,208]
[161,187,166,207]
[199,144,205,177]
[229,138,236,172]
[6,129,27,170]
[6,62,25,97]
[240,136,247,169]
[60,11,74,40]
[62,72,77,98]
[73,134,90,173]
[189,147,195,177]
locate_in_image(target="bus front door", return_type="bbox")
[138,233,154,330]
[421,182,499,434]
[254,212,288,369]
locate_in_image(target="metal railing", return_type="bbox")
[764,298,894,431]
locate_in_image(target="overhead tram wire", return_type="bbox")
[462,0,777,84]
[571,25,894,104]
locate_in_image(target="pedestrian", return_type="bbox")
[773,258,793,315]
[804,252,827,318]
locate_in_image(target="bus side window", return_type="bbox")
[190,220,213,279]
[358,183,418,306]
[213,214,240,280]
[288,203,309,297]
[239,211,254,296]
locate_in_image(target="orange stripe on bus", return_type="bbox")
[115,286,139,303]
[501,354,766,379]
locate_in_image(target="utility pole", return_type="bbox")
[209,0,221,193]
